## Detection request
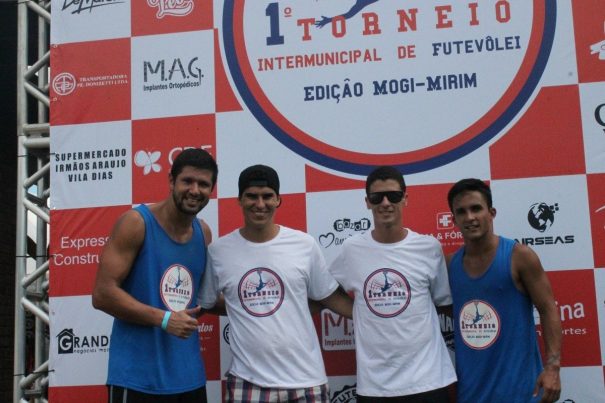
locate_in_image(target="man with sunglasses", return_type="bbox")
[329,166,456,402]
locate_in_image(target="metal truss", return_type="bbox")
[15,1,51,402]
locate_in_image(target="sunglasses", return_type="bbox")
[367,191,404,205]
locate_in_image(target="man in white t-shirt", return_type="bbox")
[329,166,456,402]
[198,164,352,403]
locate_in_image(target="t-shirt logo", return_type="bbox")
[363,268,411,318]
[459,300,501,349]
[238,268,284,317]
[160,264,193,311]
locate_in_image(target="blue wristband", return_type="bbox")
[161,311,171,331]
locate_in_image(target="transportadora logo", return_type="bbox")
[52,72,76,96]
[222,1,557,174]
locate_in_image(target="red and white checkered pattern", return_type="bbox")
[49,1,605,401]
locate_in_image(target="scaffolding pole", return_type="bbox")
[15,1,51,402]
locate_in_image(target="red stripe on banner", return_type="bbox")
[542,270,602,367]
[304,165,365,193]
[572,0,605,84]
[49,385,107,403]
[215,29,242,113]
[489,85,586,179]
[49,206,131,297]
[587,174,605,268]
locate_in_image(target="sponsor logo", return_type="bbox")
[134,150,162,175]
[52,72,77,96]
[223,323,230,344]
[528,202,557,232]
[238,268,285,317]
[147,0,194,19]
[52,72,129,99]
[318,217,370,248]
[439,311,455,352]
[61,0,124,15]
[321,309,354,351]
[142,56,204,93]
[590,39,605,60]
[57,328,109,355]
[436,212,454,230]
[517,202,575,246]
[330,384,357,403]
[595,103,605,134]
[363,268,411,318]
[53,235,108,267]
[535,301,587,337]
[459,300,500,349]
[160,264,193,311]
[54,147,128,183]
[223,2,556,174]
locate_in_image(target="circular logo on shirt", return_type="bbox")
[363,268,411,318]
[459,300,501,349]
[238,268,285,317]
[160,264,194,311]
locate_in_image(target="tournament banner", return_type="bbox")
[48,1,605,401]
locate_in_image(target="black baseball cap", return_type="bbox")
[238,165,280,198]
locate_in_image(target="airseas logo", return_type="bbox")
[517,202,574,246]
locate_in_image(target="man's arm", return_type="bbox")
[318,287,353,319]
[92,210,199,339]
[513,244,561,403]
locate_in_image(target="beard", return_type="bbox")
[172,191,208,216]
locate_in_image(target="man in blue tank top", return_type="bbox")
[93,148,217,403]
[446,179,561,403]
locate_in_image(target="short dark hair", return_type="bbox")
[170,148,218,188]
[238,164,280,198]
[365,166,406,194]
[447,178,492,211]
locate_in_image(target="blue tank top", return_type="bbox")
[449,237,542,403]
[107,204,207,394]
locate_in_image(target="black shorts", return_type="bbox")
[108,385,207,403]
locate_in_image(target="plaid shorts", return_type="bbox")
[225,373,330,403]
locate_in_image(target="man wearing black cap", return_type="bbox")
[198,164,352,403]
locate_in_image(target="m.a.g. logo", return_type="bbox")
[321,309,354,351]
[142,56,204,93]
[516,201,575,246]
[57,328,109,355]
[223,1,556,174]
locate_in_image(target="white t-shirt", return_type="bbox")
[198,226,338,388]
[329,229,456,397]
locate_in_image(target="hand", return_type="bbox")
[164,306,201,339]
[534,365,561,402]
